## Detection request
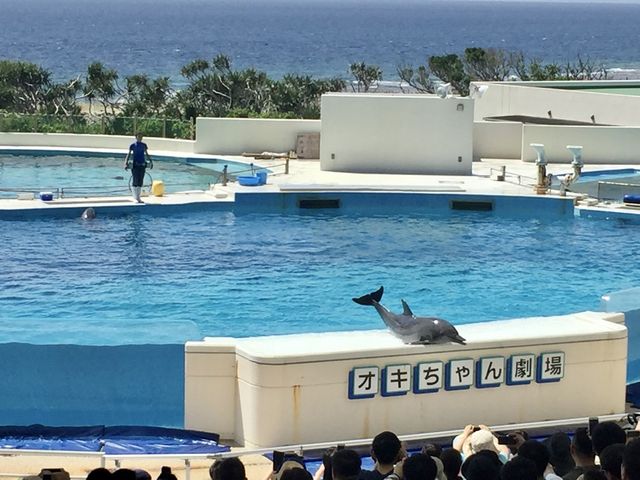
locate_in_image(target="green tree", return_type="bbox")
[349,62,382,92]
[270,74,345,118]
[463,48,511,81]
[83,62,121,116]
[428,54,470,96]
[121,74,173,117]
[396,65,435,93]
[0,60,80,114]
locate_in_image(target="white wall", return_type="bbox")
[0,132,195,154]
[320,93,474,175]
[473,82,640,126]
[195,118,320,156]
[473,121,522,160]
[185,311,627,447]
[521,125,640,163]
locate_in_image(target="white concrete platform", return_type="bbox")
[186,311,627,447]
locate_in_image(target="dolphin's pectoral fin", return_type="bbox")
[352,286,384,306]
[448,334,467,345]
[411,336,432,345]
[401,300,414,317]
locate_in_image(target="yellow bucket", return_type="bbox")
[151,180,165,197]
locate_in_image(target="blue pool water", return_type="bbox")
[2,209,640,346]
[0,152,252,197]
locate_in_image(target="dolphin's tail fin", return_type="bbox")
[352,286,384,306]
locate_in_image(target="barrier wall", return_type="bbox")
[194,118,321,156]
[521,125,640,163]
[185,311,627,447]
[473,82,640,126]
[473,121,522,160]
[0,133,195,154]
[320,93,473,175]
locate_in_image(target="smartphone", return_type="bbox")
[497,434,517,446]
[588,417,599,436]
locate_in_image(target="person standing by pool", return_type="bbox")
[124,133,153,203]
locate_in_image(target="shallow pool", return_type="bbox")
[0,151,251,197]
[2,209,639,345]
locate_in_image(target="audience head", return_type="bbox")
[421,443,442,459]
[544,432,575,476]
[572,427,595,460]
[280,469,312,480]
[518,439,550,479]
[87,469,112,480]
[622,438,640,480]
[440,448,462,480]
[402,453,438,480]
[209,457,247,480]
[468,429,500,455]
[500,456,537,480]
[591,422,627,456]
[321,447,339,480]
[371,431,402,465]
[134,471,151,480]
[112,470,136,480]
[600,443,625,480]
[157,467,177,480]
[331,449,361,480]
[461,451,501,480]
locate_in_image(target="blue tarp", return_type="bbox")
[0,425,229,454]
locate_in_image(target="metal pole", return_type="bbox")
[185,459,191,480]
[285,157,290,175]
[222,165,228,186]
[163,118,167,138]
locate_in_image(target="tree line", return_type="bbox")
[0,49,607,121]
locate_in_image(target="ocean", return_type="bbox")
[2,0,640,84]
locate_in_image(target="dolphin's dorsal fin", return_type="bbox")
[401,299,414,317]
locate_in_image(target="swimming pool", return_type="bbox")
[1,193,639,427]
[0,151,253,197]
[2,208,638,345]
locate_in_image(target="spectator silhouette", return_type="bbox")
[402,454,437,480]
[600,443,624,480]
[591,423,626,457]
[440,448,462,480]
[332,449,362,480]
[361,432,403,480]
[501,456,537,480]
[563,428,598,480]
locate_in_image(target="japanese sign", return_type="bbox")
[348,352,564,399]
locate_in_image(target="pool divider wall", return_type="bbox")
[0,192,576,219]
[184,311,627,447]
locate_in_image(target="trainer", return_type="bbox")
[124,133,153,203]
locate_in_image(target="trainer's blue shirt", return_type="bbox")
[130,141,147,166]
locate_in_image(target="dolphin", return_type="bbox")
[81,207,96,220]
[352,286,466,345]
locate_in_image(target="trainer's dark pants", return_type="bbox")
[132,165,146,187]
